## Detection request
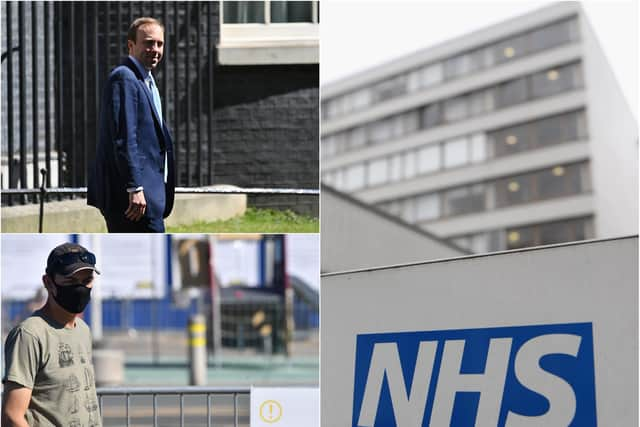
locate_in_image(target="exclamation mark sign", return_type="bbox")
[269,403,273,420]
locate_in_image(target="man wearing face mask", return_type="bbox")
[2,243,102,427]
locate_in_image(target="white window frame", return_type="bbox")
[218,0,319,65]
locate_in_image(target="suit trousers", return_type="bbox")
[103,214,165,233]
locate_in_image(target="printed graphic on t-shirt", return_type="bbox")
[68,395,80,414]
[85,393,100,427]
[58,343,75,367]
[64,373,81,393]
[84,367,94,391]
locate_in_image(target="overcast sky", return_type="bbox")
[320,0,638,119]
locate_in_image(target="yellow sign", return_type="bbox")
[259,399,283,423]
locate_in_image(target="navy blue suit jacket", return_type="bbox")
[88,57,175,220]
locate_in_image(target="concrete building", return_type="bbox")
[321,2,638,253]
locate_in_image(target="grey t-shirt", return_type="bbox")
[3,310,101,427]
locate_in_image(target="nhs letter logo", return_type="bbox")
[352,323,596,427]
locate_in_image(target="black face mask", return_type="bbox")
[51,280,92,314]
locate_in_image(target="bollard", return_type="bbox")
[188,314,207,386]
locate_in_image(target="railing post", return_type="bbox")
[38,169,47,233]
[188,314,207,386]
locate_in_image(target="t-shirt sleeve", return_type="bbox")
[3,328,40,389]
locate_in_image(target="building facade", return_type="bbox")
[321,2,637,253]
[2,1,319,213]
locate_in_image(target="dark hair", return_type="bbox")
[127,17,164,43]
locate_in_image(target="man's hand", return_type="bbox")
[1,381,31,427]
[125,190,147,221]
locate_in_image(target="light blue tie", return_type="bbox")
[146,74,163,123]
[146,74,167,182]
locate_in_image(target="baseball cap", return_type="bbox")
[46,243,101,277]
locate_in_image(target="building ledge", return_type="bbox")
[217,41,319,65]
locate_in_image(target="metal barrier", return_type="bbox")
[97,386,250,427]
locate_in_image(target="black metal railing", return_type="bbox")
[1,2,220,206]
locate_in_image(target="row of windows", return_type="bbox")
[322,110,587,192]
[322,17,578,119]
[448,216,594,253]
[223,1,318,23]
[322,62,583,159]
[374,162,591,223]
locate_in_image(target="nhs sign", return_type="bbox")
[352,323,596,427]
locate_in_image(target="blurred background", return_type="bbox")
[1,233,319,425]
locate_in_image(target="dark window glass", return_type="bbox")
[535,114,573,147]
[373,77,406,102]
[223,1,265,23]
[496,77,528,108]
[537,165,576,199]
[495,175,530,207]
[539,221,572,245]
[506,226,535,249]
[493,34,528,64]
[531,63,579,99]
[444,185,486,216]
[422,103,442,128]
[490,110,586,158]
[529,19,574,52]
[491,122,532,157]
[271,1,313,22]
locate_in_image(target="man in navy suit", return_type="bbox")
[88,17,175,232]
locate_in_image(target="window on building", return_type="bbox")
[401,198,416,223]
[529,18,577,53]
[494,34,529,64]
[470,233,490,253]
[404,151,417,179]
[403,111,420,134]
[373,76,407,102]
[537,164,575,199]
[223,1,265,23]
[531,63,581,99]
[415,193,441,221]
[505,226,535,250]
[470,133,487,163]
[389,153,404,182]
[444,137,468,168]
[369,119,393,144]
[444,96,468,122]
[495,174,529,207]
[322,135,337,159]
[270,1,313,22]
[506,216,593,250]
[219,1,319,65]
[351,88,372,112]
[348,127,367,150]
[444,53,474,79]
[491,122,531,157]
[496,77,528,108]
[469,89,495,116]
[344,164,365,191]
[417,145,441,174]
[409,63,444,90]
[444,184,486,216]
[368,158,389,187]
[422,103,442,128]
[495,162,588,208]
